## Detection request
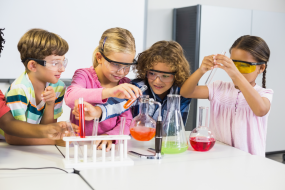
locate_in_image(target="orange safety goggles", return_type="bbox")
[232,60,265,74]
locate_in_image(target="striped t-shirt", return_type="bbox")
[4,72,65,124]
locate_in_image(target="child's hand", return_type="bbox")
[214,54,241,79]
[42,86,56,105]
[72,100,102,121]
[103,83,142,100]
[55,139,66,147]
[199,55,215,74]
[45,121,79,140]
[93,134,113,152]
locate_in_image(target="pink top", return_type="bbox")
[208,81,273,157]
[64,67,132,138]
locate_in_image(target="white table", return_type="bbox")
[80,154,285,190]
[0,173,91,190]
[0,141,73,173]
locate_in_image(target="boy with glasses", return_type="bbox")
[3,29,68,145]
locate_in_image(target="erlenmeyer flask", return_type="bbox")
[130,95,156,141]
[189,107,215,151]
[161,95,188,154]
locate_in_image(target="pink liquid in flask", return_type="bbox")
[190,137,215,152]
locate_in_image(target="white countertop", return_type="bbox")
[0,141,73,174]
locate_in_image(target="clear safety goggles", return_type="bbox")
[99,36,137,73]
[232,60,265,74]
[147,69,176,83]
[23,58,68,71]
[100,51,137,73]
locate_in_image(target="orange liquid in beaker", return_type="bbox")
[130,127,156,141]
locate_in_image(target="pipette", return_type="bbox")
[123,85,148,109]
[205,51,226,85]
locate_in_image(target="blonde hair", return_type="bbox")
[18,28,68,72]
[92,27,136,68]
[135,41,190,87]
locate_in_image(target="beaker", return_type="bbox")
[189,107,215,151]
[161,94,188,154]
[129,95,156,141]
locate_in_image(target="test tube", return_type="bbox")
[92,118,99,162]
[66,121,84,162]
[102,144,106,162]
[205,51,226,85]
[111,144,115,162]
[123,85,148,109]
[91,118,99,146]
[78,98,85,138]
[118,117,126,156]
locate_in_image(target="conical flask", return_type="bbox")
[130,95,156,141]
[189,107,215,151]
[161,94,188,154]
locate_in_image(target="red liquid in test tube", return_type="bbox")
[78,98,85,138]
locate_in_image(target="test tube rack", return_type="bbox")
[62,135,134,168]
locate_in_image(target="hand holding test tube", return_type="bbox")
[205,51,226,85]
[123,85,148,109]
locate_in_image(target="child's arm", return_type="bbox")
[0,112,78,139]
[214,54,271,117]
[41,86,57,124]
[64,69,141,109]
[180,55,215,99]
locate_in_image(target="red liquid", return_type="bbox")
[190,137,215,152]
[130,127,156,141]
[123,99,135,109]
[79,104,85,138]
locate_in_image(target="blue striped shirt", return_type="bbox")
[97,79,191,125]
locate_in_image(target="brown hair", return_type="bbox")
[135,41,190,87]
[230,35,270,88]
[18,28,69,71]
[92,27,136,68]
[0,28,5,56]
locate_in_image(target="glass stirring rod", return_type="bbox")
[205,51,226,85]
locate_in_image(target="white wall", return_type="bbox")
[146,0,285,48]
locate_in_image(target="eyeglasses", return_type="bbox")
[99,37,137,73]
[147,69,176,83]
[22,58,68,71]
[232,60,265,74]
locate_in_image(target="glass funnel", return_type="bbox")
[161,94,188,154]
[189,106,215,152]
[130,95,156,141]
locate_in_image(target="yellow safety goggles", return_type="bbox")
[232,60,265,74]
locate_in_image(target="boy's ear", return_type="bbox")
[27,60,37,72]
[96,52,103,65]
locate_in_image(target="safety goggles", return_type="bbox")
[22,58,68,71]
[232,60,265,74]
[100,37,137,73]
[147,69,176,83]
[100,51,137,73]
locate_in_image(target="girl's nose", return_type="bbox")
[117,67,125,75]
